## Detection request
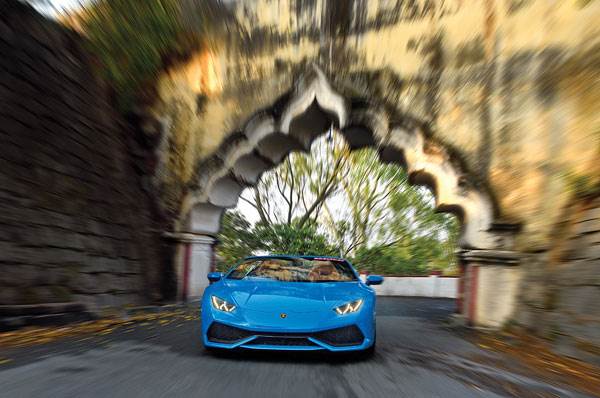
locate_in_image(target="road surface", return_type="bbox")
[0,298,591,397]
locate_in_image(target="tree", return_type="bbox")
[352,245,418,275]
[253,221,337,257]
[215,213,338,271]
[66,0,205,111]
[241,130,349,229]
[322,148,405,256]
[219,130,459,275]
[215,210,258,271]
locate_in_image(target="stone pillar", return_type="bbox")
[458,250,521,328]
[164,232,216,301]
[457,223,522,328]
[456,261,466,314]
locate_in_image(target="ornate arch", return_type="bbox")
[180,66,497,249]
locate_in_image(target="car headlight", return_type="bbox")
[211,296,236,312]
[334,299,363,315]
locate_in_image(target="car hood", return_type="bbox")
[220,279,367,313]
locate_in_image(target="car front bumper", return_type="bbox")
[203,320,374,351]
[202,321,373,351]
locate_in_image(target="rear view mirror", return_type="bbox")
[207,272,223,283]
[366,275,384,286]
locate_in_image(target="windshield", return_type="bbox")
[226,257,357,282]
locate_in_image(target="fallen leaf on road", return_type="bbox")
[0,308,194,349]
[471,330,600,397]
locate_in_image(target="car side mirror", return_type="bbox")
[207,272,223,283]
[366,275,384,286]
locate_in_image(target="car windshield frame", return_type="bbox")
[225,257,359,283]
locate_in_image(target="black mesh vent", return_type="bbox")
[207,322,253,343]
[313,325,364,347]
[207,322,364,347]
[248,337,317,346]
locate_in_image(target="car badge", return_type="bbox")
[280,313,287,319]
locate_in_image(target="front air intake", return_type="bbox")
[313,325,364,347]
[207,322,253,343]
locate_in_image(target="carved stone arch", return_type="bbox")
[341,105,390,150]
[180,66,352,235]
[279,66,349,141]
[232,152,272,185]
[169,66,523,329]
[379,126,496,249]
[179,66,497,251]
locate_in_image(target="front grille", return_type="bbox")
[207,322,253,343]
[207,322,364,347]
[248,337,317,346]
[313,325,364,347]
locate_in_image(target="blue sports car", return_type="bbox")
[201,255,383,354]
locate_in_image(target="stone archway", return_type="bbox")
[167,66,521,328]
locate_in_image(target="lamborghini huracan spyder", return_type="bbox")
[201,255,383,354]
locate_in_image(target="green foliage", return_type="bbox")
[253,221,337,258]
[79,0,202,111]
[215,214,337,272]
[351,232,456,276]
[217,201,458,276]
[217,132,460,276]
[215,211,257,271]
[356,247,418,275]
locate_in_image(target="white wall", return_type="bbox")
[370,276,458,298]
[187,236,215,299]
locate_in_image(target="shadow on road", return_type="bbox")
[203,346,374,364]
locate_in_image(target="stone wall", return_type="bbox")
[0,1,164,309]
[514,197,600,365]
[148,0,600,253]
[141,0,600,359]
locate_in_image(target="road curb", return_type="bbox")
[0,303,97,332]
[0,311,97,332]
[0,301,199,333]
[118,302,198,319]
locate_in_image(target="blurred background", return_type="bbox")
[0,0,599,396]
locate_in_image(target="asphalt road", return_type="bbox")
[0,298,591,398]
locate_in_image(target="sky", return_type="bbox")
[25,0,90,17]
[236,188,260,224]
